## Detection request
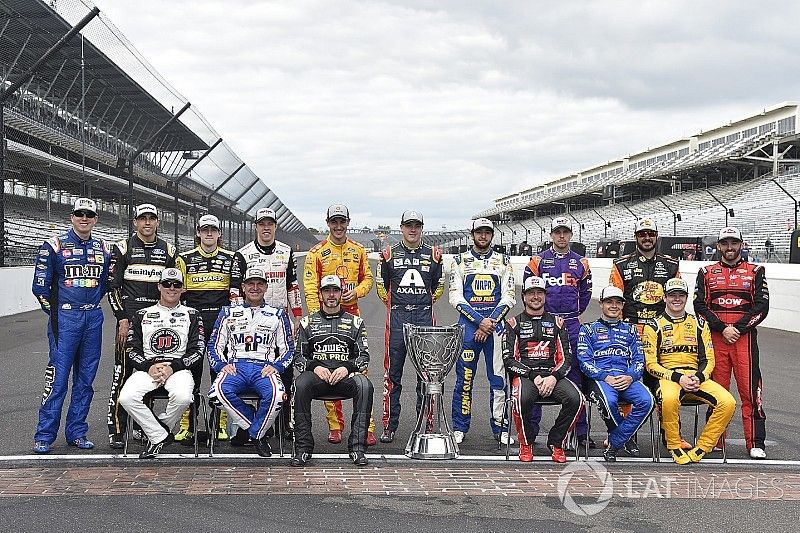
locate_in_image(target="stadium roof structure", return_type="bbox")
[0,0,311,235]
[0,0,207,151]
[477,102,800,221]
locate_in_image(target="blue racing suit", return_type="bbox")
[577,318,654,449]
[523,247,592,439]
[207,303,294,440]
[449,248,516,436]
[31,228,112,444]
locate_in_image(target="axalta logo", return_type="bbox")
[717,297,744,306]
[542,272,577,287]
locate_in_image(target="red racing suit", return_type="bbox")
[693,258,769,450]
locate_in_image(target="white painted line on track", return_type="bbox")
[1,453,799,467]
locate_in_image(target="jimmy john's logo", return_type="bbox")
[150,328,180,354]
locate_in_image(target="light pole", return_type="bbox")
[771,179,798,230]
[656,197,681,236]
[705,190,734,227]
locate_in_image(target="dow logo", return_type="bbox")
[556,461,614,516]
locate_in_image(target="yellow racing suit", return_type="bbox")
[641,312,735,453]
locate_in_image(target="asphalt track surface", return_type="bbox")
[0,257,798,531]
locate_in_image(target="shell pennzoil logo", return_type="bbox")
[335,265,350,279]
[632,281,664,304]
[470,274,496,296]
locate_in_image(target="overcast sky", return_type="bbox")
[96,0,800,232]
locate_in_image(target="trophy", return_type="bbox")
[403,323,464,459]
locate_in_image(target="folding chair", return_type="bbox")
[208,392,286,457]
[123,389,204,458]
[502,374,584,461]
[655,398,728,463]
[584,395,657,461]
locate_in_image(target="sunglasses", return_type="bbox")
[636,231,657,238]
[160,281,183,288]
[73,210,97,218]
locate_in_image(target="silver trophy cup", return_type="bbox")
[404,323,464,459]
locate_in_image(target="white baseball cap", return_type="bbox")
[634,217,658,234]
[401,210,424,225]
[718,227,742,242]
[243,267,268,282]
[72,198,97,216]
[551,217,572,232]
[523,276,547,292]
[198,214,220,229]
[160,268,183,284]
[255,208,277,223]
[664,278,689,294]
[471,218,494,232]
[600,286,625,301]
[135,203,158,218]
[320,275,342,290]
[326,204,350,221]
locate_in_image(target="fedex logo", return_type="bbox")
[541,272,577,287]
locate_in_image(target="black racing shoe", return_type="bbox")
[289,451,311,467]
[603,446,619,462]
[139,433,174,459]
[283,429,294,442]
[623,438,640,457]
[379,430,395,443]
[577,435,597,449]
[255,437,272,458]
[350,451,369,467]
[230,428,253,447]
[108,433,125,450]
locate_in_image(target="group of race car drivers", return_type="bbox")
[30,197,770,465]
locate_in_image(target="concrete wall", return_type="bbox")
[435,256,800,333]
[6,257,800,333]
[1,267,39,316]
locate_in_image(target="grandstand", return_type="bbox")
[463,102,800,260]
[0,0,315,266]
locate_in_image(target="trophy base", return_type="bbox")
[405,433,460,460]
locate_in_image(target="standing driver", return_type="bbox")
[694,227,769,459]
[376,210,444,443]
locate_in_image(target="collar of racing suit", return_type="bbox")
[549,246,570,259]
[662,311,687,323]
[598,317,622,328]
[67,228,94,244]
[320,308,345,319]
[253,240,277,255]
[469,248,493,260]
[719,257,746,269]
[196,245,221,258]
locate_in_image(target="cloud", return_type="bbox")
[93,0,800,230]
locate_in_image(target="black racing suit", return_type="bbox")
[107,234,176,437]
[293,310,373,453]
[502,311,582,447]
[609,252,680,390]
[376,242,444,433]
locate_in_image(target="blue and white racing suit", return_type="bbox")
[31,228,112,444]
[577,318,654,449]
[207,303,294,440]
[449,249,516,436]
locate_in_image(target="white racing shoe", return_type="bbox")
[496,431,515,445]
[453,431,465,444]
[749,447,767,459]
